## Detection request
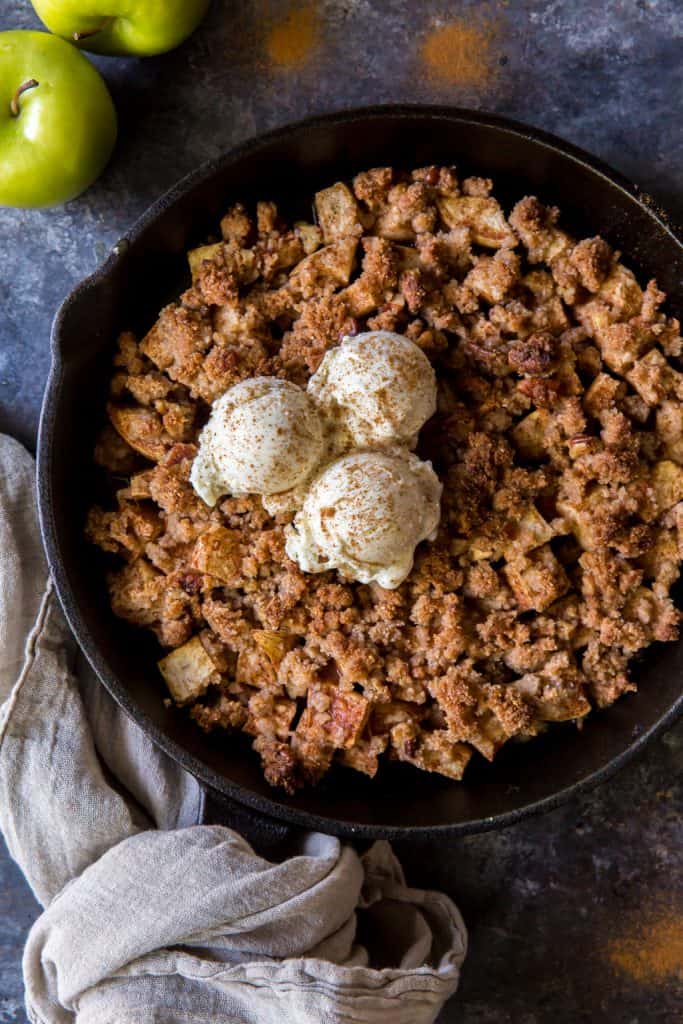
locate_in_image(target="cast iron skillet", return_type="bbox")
[38,106,683,841]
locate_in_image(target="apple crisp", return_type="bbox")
[86,166,683,792]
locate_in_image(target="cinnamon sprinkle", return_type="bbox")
[607,908,683,985]
[421,14,501,87]
[265,4,320,70]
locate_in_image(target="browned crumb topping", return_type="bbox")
[87,167,683,792]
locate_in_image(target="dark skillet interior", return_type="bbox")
[38,107,683,839]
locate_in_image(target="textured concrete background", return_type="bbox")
[0,1,681,1021]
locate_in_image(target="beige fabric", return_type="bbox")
[0,435,466,1024]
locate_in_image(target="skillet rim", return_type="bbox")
[38,103,683,839]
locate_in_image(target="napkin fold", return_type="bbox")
[0,435,466,1024]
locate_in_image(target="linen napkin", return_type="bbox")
[0,434,467,1024]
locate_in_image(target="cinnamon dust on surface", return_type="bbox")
[265,4,320,70]
[607,908,683,985]
[421,14,501,87]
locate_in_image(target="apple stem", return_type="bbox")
[73,17,114,41]
[9,79,39,118]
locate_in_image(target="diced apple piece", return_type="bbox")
[574,298,613,347]
[294,221,322,254]
[469,533,505,561]
[340,276,383,316]
[158,636,217,704]
[599,322,654,373]
[542,230,573,263]
[339,734,388,777]
[464,251,519,304]
[656,399,683,443]
[373,183,421,240]
[598,264,643,319]
[437,196,516,248]
[583,373,626,419]
[289,238,358,297]
[125,470,154,499]
[639,529,681,588]
[513,672,590,722]
[394,244,422,271]
[626,348,676,406]
[652,460,683,514]
[190,526,243,584]
[314,182,363,242]
[269,237,302,271]
[512,410,551,460]
[517,223,572,263]
[236,645,277,689]
[390,721,472,780]
[253,629,297,668]
[326,688,371,749]
[522,269,555,302]
[513,506,554,554]
[107,404,168,461]
[504,544,569,612]
[656,400,683,463]
[557,488,609,550]
[188,242,222,280]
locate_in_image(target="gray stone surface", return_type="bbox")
[0,1,681,1021]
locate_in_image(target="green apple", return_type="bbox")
[31,0,211,57]
[0,31,117,208]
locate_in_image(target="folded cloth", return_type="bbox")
[0,435,467,1024]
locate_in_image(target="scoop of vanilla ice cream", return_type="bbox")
[285,448,442,589]
[190,377,324,506]
[307,331,437,450]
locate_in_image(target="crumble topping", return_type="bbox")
[86,168,683,792]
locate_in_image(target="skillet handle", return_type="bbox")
[198,786,301,861]
[198,787,372,857]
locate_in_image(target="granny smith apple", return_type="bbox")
[0,31,117,208]
[31,0,211,57]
